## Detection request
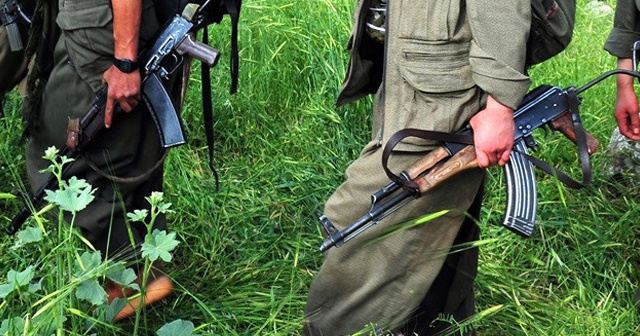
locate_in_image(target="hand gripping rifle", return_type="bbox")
[5,4,220,235]
[319,69,640,252]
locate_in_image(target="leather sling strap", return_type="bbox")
[514,87,592,189]
[381,128,473,187]
[199,0,240,190]
[200,29,220,190]
[381,88,592,191]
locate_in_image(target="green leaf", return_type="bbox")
[127,209,149,223]
[74,251,103,277]
[107,266,139,291]
[0,267,35,298]
[0,317,24,335]
[44,176,95,213]
[106,298,128,322]
[43,146,59,161]
[7,266,35,288]
[0,192,16,200]
[29,278,43,294]
[17,226,44,245]
[156,320,197,336]
[157,202,173,214]
[141,229,180,262]
[0,284,14,299]
[75,279,108,305]
[147,191,164,206]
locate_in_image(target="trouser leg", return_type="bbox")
[303,141,484,335]
[403,181,483,335]
[26,33,166,263]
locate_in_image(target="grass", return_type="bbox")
[2,0,640,334]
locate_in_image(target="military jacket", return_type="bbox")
[604,0,640,58]
[337,0,531,147]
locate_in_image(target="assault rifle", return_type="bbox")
[5,4,220,235]
[319,69,640,252]
[0,0,31,51]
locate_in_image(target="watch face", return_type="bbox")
[114,59,138,73]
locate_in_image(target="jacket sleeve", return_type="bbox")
[466,0,531,109]
[604,0,640,59]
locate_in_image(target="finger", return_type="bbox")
[630,113,640,135]
[619,125,632,139]
[475,150,489,169]
[498,149,511,167]
[618,117,635,139]
[105,98,114,128]
[119,101,133,113]
[129,98,139,108]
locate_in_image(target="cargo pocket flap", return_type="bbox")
[399,40,474,94]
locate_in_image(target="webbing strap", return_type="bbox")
[201,29,220,190]
[514,87,592,189]
[223,0,240,94]
[381,91,593,191]
[381,128,472,185]
[199,0,241,190]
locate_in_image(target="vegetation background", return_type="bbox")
[1,0,639,334]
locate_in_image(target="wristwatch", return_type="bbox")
[113,58,139,73]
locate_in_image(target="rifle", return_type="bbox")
[319,69,640,252]
[5,4,220,235]
[0,0,31,51]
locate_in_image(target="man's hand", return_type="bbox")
[614,84,640,140]
[469,96,515,168]
[102,67,141,128]
[102,0,142,128]
[614,58,640,141]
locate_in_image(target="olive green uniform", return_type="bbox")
[303,0,531,334]
[26,0,168,261]
[0,0,32,113]
[604,0,640,58]
[0,27,28,97]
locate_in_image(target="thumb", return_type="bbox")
[475,149,489,169]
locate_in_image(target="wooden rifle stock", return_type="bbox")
[550,112,599,155]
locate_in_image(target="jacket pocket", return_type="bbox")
[56,1,114,91]
[399,39,474,94]
[390,39,479,148]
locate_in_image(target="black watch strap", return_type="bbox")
[113,58,139,73]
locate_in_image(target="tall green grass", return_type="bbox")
[2,0,639,334]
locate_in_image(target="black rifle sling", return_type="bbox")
[381,128,474,189]
[200,29,220,190]
[200,0,240,190]
[513,87,593,189]
[224,0,240,94]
